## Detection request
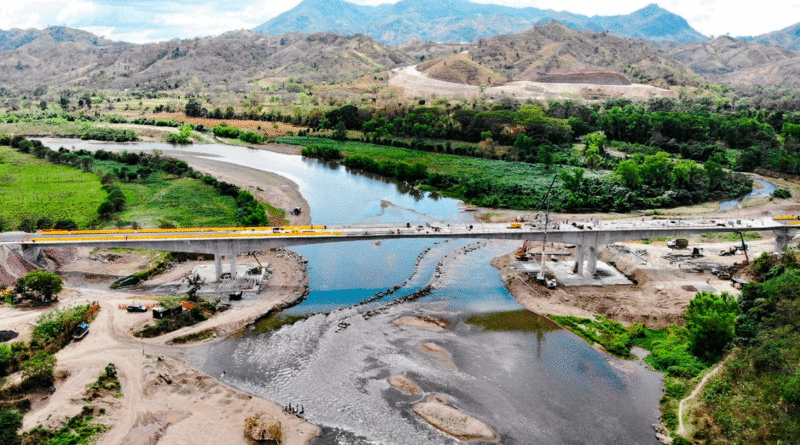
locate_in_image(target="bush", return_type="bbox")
[15,270,63,302]
[773,188,791,199]
[0,407,23,445]
[21,350,56,387]
[684,291,740,361]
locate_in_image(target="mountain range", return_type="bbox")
[253,0,708,45]
[2,19,800,95]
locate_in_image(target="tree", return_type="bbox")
[614,159,640,188]
[583,132,607,155]
[185,98,206,117]
[0,407,22,445]
[584,146,602,171]
[15,270,63,302]
[684,291,740,361]
[21,350,56,387]
[0,344,11,374]
[333,121,347,140]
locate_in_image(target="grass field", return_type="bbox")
[0,145,107,228]
[281,136,592,187]
[0,120,86,137]
[111,176,240,228]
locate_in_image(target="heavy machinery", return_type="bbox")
[515,240,530,260]
[667,238,689,249]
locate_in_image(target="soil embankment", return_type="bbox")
[4,244,318,444]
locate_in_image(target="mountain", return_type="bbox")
[665,36,800,88]
[253,0,707,45]
[589,4,707,43]
[465,22,705,88]
[744,21,800,52]
[0,26,119,51]
[0,27,413,91]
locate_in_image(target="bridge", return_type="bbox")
[10,218,798,281]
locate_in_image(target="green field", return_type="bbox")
[0,119,86,137]
[111,175,240,228]
[0,145,107,228]
[279,136,596,209]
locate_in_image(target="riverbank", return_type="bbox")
[2,245,319,445]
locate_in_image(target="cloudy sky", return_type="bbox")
[2,0,798,43]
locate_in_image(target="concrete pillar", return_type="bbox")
[214,254,223,281]
[587,245,599,276]
[773,228,796,252]
[230,253,238,278]
[574,244,585,276]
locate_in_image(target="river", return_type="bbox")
[41,138,663,444]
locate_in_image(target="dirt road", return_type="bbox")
[12,247,318,445]
[389,64,678,101]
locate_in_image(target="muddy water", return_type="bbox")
[39,138,663,444]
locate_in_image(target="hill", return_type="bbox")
[468,23,705,88]
[0,28,414,91]
[417,52,506,86]
[664,36,800,88]
[254,0,707,46]
[744,21,800,51]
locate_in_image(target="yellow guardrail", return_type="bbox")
[788,221,800,226]
[39,225,328,236]
[773,215,800,220]
[27,231,344,243]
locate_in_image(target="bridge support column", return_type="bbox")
[230,253,238,278]
[214,254,223,281]
[21,246,42,264]
[574,244,585,276]
[774,228,797,252]
[587,245,599,276]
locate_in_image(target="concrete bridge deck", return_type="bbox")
[6,217,797,280]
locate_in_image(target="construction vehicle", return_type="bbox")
[738,232,749,263]
[515,240,530,260]
[667,238,689,249]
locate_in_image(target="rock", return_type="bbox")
[427,393,448,404]
[653,423,673,444]
[388,374,423,394]
[413,402,499,442]
[244,412,283,443]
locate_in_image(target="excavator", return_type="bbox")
[515,240,530,260]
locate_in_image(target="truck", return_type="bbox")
[667,239,689,250]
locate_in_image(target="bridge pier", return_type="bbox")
[773,228,798,251]
[230,253,238,278]
[214,254,223,282]
[587,245,599,276]
[574,244,585,276]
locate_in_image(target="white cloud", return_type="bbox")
[80,25,159,44]
[0,0,797,43]
[55,0,98,25]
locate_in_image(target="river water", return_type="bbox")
[41,138,663,444]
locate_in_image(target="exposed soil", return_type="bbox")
[389,64,677,101]
[494,237,779,328]
[5,245,318,445]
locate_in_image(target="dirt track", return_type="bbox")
[389,65,678,101]
[16,247,318,445]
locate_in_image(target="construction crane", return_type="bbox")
[537,174,559,288]
[737,232,749,264]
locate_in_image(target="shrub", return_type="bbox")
[15,270,63,302]
[773,188,791,199]
[684,291,740,361]
[0,407,23,445]
[21,350,56,387]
